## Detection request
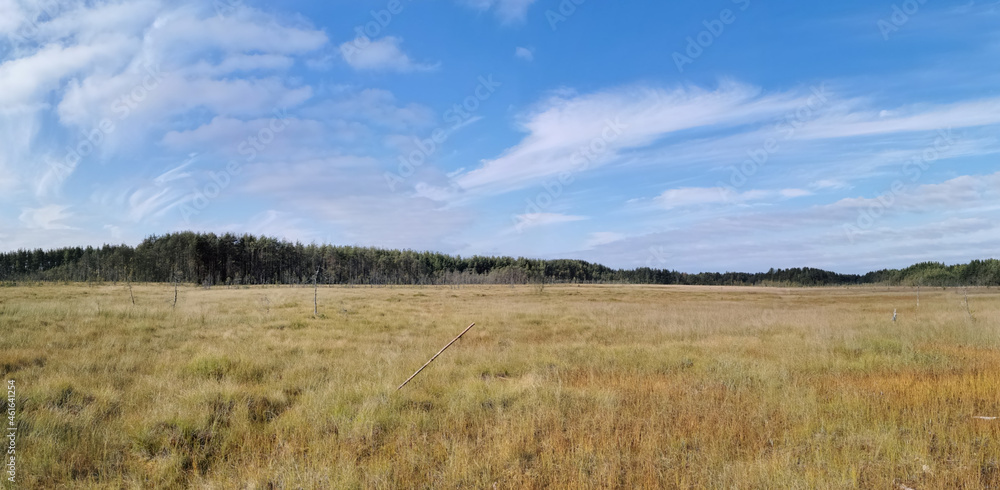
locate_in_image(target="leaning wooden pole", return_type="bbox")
[396,323,476,391]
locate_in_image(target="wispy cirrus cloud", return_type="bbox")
[795,97,1000,140]
[0,1,327,210]
[443,82,808,196]
[458,0,537,23]
[303,88,435,130]
[826,171,1000,214]
[19,204,75,230]
[584,231,625,248]
[431,80,1000,202]
[650,187,811,209]
[339,36,438,72]
[510,212,587,231]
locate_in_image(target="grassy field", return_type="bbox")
[1,283,998,488]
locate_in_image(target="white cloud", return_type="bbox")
[827,171,1000,214]
[515,46,534,61]
[161,116,322,151]
[236,159,474,251]
[0,0,27,37]
[568,208,1000,274]
[2,2,325,130]
[151,6,328,56]
[0,38,134,108]
[58,74,313,130]
[444,82,811,196]
[0,1,327,204]
[241,156,379,194]
[434,80,1000,205]
[339,36,438,72]
[652,187,810,209]
[231,210,318,243]
[556,169,1000,272]
[0,104,41,195]
[85,156,203,226]
[841,217,995,243]
[153,157,196,186]
[654,187,737,208]
[308,89,434,129]
[798,97,1000,140]
[34,155,78,199]
[186,54,295,77]
[1,3,324,114]
[16,0,159,44]
[413,182,462,202]
[585,232,624,248]
[19,204,74,230]
[458,0,537,23]
[780,188,813,198]
[0,0,333,244]
[513,212,587,231]
[810,179,852,190]
[125,185,187,223]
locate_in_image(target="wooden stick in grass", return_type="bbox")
[396,323,476,391]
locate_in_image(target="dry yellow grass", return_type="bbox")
[1,283,998,488]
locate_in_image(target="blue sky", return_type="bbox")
[1,0,998,273]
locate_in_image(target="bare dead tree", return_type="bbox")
[172,271,179,308]
[964,287,973,319]
[532,273,547,295]
[126,271,135,306]
[313,268,320,317]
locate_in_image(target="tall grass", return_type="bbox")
[0,284,998,488]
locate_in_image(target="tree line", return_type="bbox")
[0,232,997,287]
